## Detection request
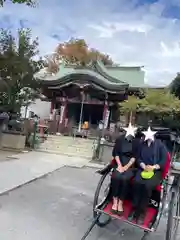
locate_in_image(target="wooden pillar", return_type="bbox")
[78,90,85,132]
[103,100,108,120]
[50,100,54,120]
[50,101,54,114]
[39,119,45,137]
[57,97,68,133]
[103,99,110,129]
[61,98,67,126]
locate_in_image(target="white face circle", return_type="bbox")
[123,123,137,138]
[143,127,156,142]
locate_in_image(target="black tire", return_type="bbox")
[166,190,180,240]
[141,231,149,240]
[93,171,112,227]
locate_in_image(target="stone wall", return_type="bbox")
[99,143,114,164]
[0,133,26,150]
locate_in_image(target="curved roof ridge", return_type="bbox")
[106,65,144,69]
[36,70,129,92]
[92,60,127,84]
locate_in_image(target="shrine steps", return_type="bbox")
[37,135,94,159]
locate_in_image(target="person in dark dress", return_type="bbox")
[130,129,167,223]
[111,124,138,214]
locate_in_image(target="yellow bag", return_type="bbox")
[141,170,154,179]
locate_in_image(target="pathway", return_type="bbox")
[0,166,177,240]
[0,151,91,195]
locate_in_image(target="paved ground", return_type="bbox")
[0,151,91,194]
[0,166,178,240]
[0,150,22,162]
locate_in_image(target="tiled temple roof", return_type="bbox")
[35,60,145,93]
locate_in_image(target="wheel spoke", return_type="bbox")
[172,194,180,239]
[166,190,180,240]
[93,171,112,227]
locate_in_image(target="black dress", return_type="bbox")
[111,135,137,200]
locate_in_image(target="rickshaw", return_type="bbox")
[81,128,180,240]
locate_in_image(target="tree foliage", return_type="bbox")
[120,95,142,113]
[141,89,180,114]
[120,89,180,114]
[0,0,36,7]
[170,73,180,98]
[0,28,43,112]
[46,38,113,73]
[120,89,180,128]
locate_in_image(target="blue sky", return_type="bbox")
[1,0,180,86]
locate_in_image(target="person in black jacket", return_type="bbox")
[130,128,167,223]
[111,124,138,215]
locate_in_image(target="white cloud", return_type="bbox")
[160,41,180,57]
[89,22,153,38]
[1,0,180,86]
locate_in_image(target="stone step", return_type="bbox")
[41,138,94,144]
[43,140,93,145]
[36,149,93,159]
[41,139,94,147]
[38,136,94,158]
[39,146,92,153]
[40,143,93,150]
[47,135,92,141]
[43,139,94,145]
[38,142,93,150]
[47,135,94,141]
[43,143,94,148]
[39,145,92,153]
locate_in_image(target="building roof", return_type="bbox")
[35,60,145,92]
[146,85,166,89]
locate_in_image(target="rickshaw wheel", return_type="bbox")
[93,171,112,227]
[166,191,180,240]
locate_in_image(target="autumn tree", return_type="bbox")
[0,29,43,112]
[0,0,36,7]
[46,38,113,73]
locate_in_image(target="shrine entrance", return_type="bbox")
[44,78,129,135]
[67,103,104,127]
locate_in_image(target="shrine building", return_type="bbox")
[35,60,145,134]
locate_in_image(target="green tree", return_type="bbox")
[143,89,180,128]
[140,89,180,114]
[120,89,180,127]
[170,73,180,98]
[0,28,43,112]
[121,89,180,114]
[120,95,143,114]
[119,95,143,123]
[0,0,35,7]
